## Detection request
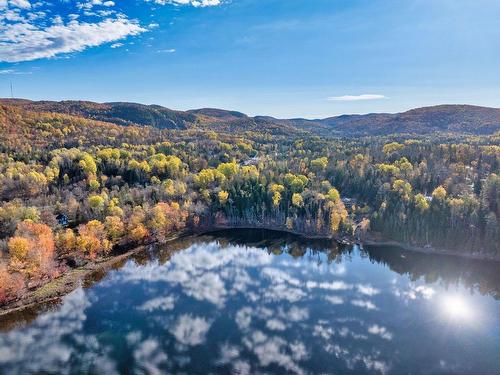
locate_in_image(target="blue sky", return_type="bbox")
[1,0,499,118]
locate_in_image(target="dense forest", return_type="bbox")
[0,101,499,306]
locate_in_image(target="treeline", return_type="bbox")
[0,104,499,305]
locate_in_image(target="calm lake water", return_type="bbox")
[1,229,499,374]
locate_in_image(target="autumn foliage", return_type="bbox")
[76,220,112,259]
[1,221,56,303]
[147,202,188,243]
[8,221,55,276]
[0,102,499,307]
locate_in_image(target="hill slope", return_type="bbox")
[272,105,500,136]
[0,99,197,130]
[1,99,499,136]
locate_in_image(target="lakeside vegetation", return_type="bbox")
[0,102,499,306]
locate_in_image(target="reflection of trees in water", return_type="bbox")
[0,299,60,332]
[175,229,500,300]
[197,228,342,258]
[5,228,498,330]
[364,245,500,300]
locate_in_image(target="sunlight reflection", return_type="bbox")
[440,294,474,322]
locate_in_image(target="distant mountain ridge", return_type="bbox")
[259,105,500,135]
[1,99,499,136]
[0,99,196,130]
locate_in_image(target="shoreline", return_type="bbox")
[362,239,500,262]
[1,227,498,317]
[203,225,500,262]
[0,247,146,318]
[0,233,185,318]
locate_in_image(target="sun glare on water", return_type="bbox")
[440,294,474,322]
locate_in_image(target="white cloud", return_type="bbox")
[243,332,306,375]
[262,267,301,287]
[216,344,251,374]
[351,299,377,310]
[393,284,435,301]
[0,0,223,63]
[357,284,380,296]
[367,325,393,340]
[306,280,352,290]
[217,343,240,364]
[281,306,309,322]
[313,321,335,340]
[137,296,175,312]
[76,0,116,12]
[0,288,119,374]
[266,319,286,331]
[9,0,31,9]
[233,360,251,375]
[170,314,211,346]
[105,242,272,308]
[182,271,227,306]
[149,0,222,7]
[133,338,168,375]
[327,94,386,101]
[290,341,309,361]
[263,282,306,302]
[325,295,344,305]
[235,307,253,331]
[157,48,176,53]
[0,17,146,63]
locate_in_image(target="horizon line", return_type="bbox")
[0,97,498,120]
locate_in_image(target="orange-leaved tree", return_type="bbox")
[8,220,56,277]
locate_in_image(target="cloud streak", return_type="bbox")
[149,0,222,7]
[327,94,386,101]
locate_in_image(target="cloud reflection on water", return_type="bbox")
[1,234,498,374]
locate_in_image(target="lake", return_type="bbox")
[1,229,499,374]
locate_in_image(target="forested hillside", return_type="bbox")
[264,105,500,136]
[0,99,196,130]
[2,99,500,136]
[0,102,499,306]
